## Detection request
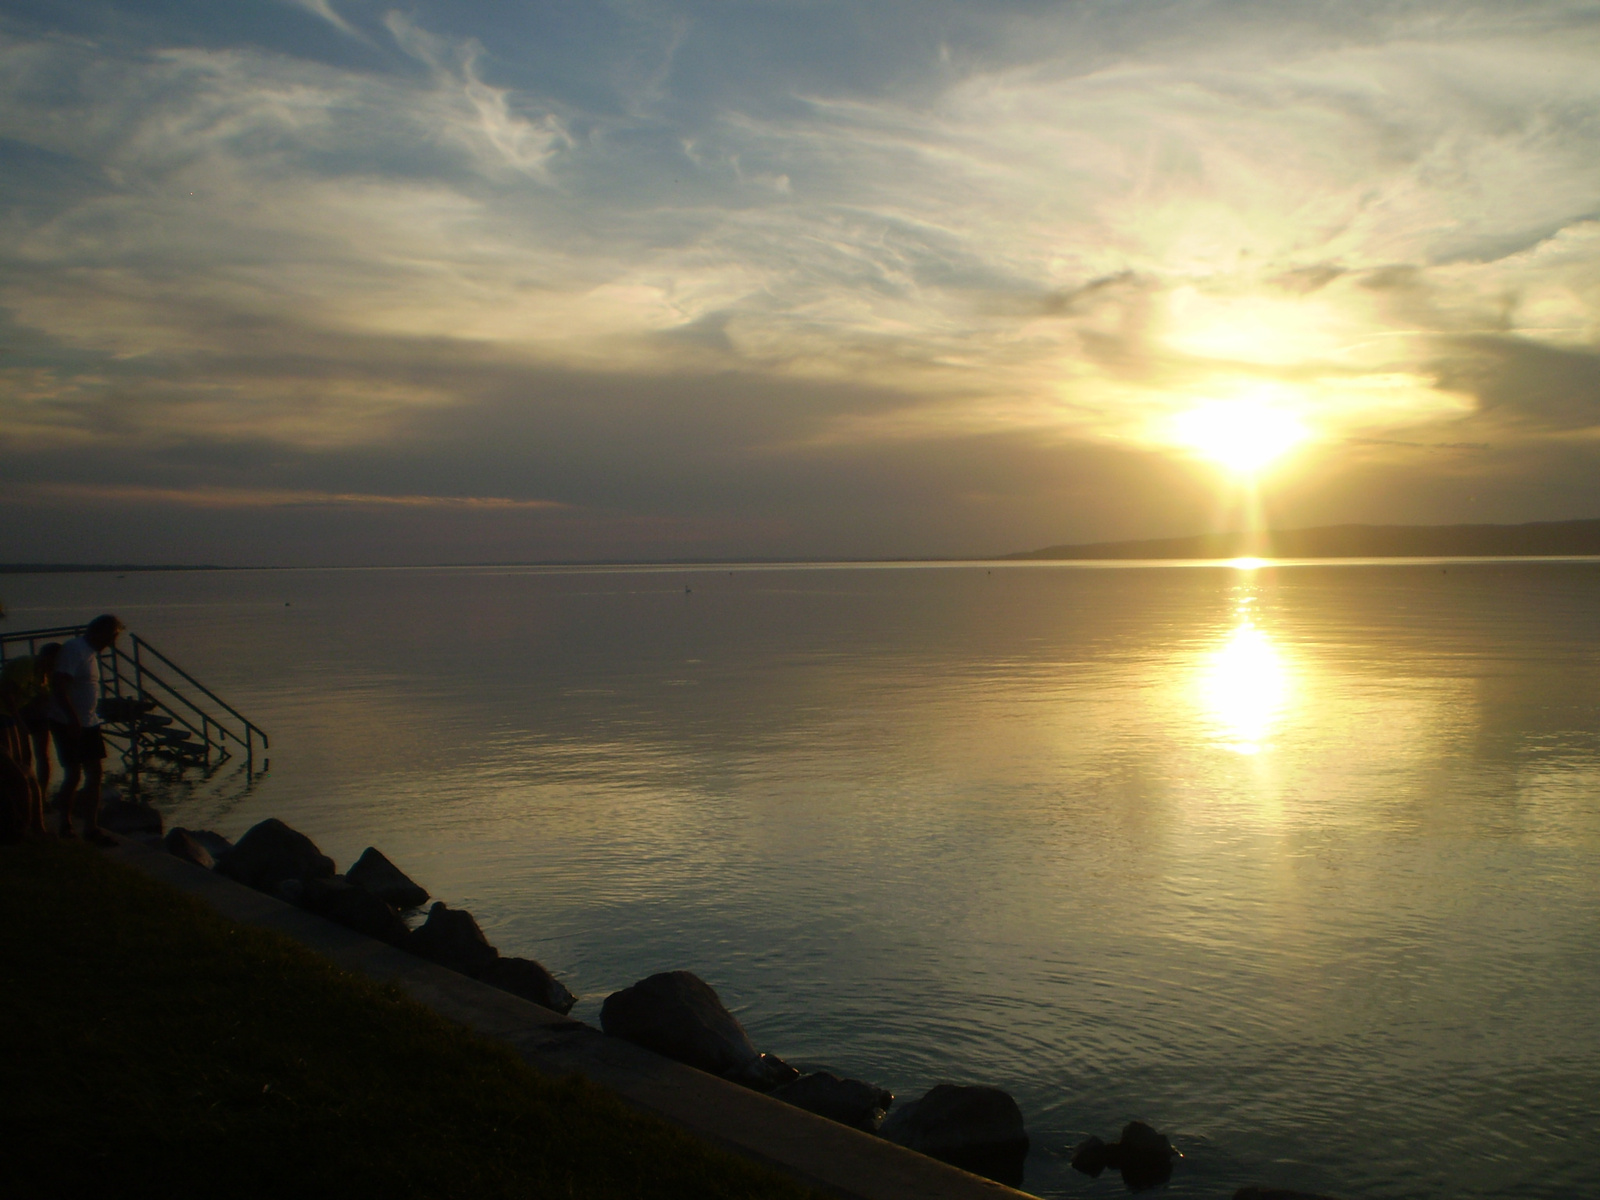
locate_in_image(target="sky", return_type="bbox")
[2,0,1599,564]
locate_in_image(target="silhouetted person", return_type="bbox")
[49,615,124,844]
[0,655,49,841]
[17,642,59,813]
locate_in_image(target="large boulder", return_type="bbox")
[480,957,577,1015]
[215,819,335,892]
[346,847,429,909]
[879,1084,1029,1186]
[299,876,409,946]
[98,798,163,837]
[771,1071,894,1132]
[164,828,214,869]
[404,902,499,977]
[600,971,768,1083]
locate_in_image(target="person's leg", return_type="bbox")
[80,742,107,841]
[0,725,30,844]
[10,724,46,835]
[30,724,51,800]
[51,724,82,837]
[25,772,45,835]
[0,753,28,845]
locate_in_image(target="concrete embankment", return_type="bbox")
[110,835,1030,1200]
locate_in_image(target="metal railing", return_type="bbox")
[0,624,268,786]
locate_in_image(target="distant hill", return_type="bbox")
[1009,519,1600,560]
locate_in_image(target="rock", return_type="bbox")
[771,1071,894,1132]
[215,818,336,892]
[274,878,306,906]
[1071,1135,1112,1178]
[164,828,214,869]
[403,902,499,977]
[346,846,429,909]
[300,876,408,946]
[98,798,163,836]
[1116,1121,1177,1191]
[1120,1120,1171,1156]
[186,829,233,860]
[479,956,577,1015]
[600,971,768,1084]
[1071,1121,1178,1192]
[879,1084,1029,1187]
[730,1052,801,1092]
[1234,1191,1344,1200]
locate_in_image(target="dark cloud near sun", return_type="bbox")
[1433,335,1600,434]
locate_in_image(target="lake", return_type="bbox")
[7,559,1600,1198]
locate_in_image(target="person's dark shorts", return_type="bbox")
[50,722,106,767]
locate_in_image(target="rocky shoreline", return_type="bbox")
[102,799,1340,1200]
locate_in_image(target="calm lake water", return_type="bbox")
[7,560,1600,1198]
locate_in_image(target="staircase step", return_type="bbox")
[133,715,174,729]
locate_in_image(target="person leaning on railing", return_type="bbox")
[19,642,60,818]
[0,650,51,841]
[48,614,125,845]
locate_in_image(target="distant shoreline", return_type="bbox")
[0,563,229,574]
[7,517,1600,573]
[1007,518,1600,561]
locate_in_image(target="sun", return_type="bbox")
[1170,395,1310,476]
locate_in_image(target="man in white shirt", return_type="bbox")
[49,614,125,844]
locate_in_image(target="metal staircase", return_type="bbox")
[0,624,268,791]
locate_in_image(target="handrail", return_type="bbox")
[129,635,269,749]
[0,625,86,659]
[111,649,238,739]
[0,622,268,784]
[109,651,234,750]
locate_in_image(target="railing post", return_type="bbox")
[131,640,145,796]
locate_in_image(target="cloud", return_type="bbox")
[383,11,572,177]
[278,0,364,42]
[3,482,567,509]
[1431,335,1600,433]
[2,1,1600,561]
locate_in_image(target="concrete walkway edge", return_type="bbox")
[109,837,1037,1200]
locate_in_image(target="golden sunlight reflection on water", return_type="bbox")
[1197,601,1290,755]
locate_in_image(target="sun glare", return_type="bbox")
[1171,396,1309,476]
[1200,617,1288,754]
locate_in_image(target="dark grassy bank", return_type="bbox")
[0,840,819,1200]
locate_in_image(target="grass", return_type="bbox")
[0,840,821,1200]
